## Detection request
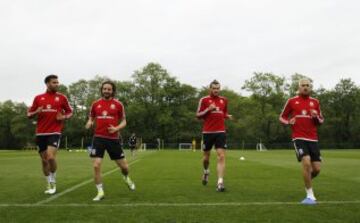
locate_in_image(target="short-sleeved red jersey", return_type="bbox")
[90,98,125,139]
[279,95,324,142]
[28,91,73,135]
[196,95,229,133]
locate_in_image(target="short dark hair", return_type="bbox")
[101,81,117,97]
[209,79,220,88]
[44,74,58,84]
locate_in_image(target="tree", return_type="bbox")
[0,101,34,149]
[319,79,360,147]
[242,72,287,143]
[129,63,199,143]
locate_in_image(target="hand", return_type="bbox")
[289,117,296,125]
[310,109,318,118]
[108,125,119,134]
[208,103,216,111]
[85,120,93,129]
[35,106,43,114]
[56,112,66,121]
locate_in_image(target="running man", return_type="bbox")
[27,74,73,195]
[280,78,324,205]
[128,133,137,157]
[196,80,233,192]
[85,81,135,201]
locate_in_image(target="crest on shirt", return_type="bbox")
[209,100,212,103]
[47,104,52,109]
[102,110,108,116]
[295,101,300,105]
[309,102,314,107]
[220,99,224,104]
[302,110,307,115]
[41,97,45,100]
[97,104,102,109]
[110,104,116,110]
[55,97,60,102]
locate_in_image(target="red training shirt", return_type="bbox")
[28,91,73,135]
[196,95,229,134]
[90,98,126,139]
[279,95,324,142]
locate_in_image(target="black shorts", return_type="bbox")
[36,134,61,153]
[90,137,125,160]
[293,139,322,162]
[129,145,136,150]
[203,133,227,151]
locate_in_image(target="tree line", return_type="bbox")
[1,62,359,149]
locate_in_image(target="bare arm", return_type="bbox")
[108,118,127,134]
[85,117,95,129]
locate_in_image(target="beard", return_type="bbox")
[102,93,112,99]
[48,86,58,92]
[301,90,310,96]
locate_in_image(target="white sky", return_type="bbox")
[0,0,359,104]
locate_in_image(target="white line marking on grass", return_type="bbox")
[34,156,145,206]
[1,200,360,207]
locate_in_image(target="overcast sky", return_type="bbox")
[0,0,359,104]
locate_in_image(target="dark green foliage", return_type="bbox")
[0,63,359,149]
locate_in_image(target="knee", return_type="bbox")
[217,153,225,162]
[47,156,55,163]
[203,153,210,161]
[302,162,312,172]
[121,164,129,171]
[312,166,321,175]
[93,162,101,171]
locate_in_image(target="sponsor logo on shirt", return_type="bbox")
[302,110,307,115]
[42,104,57,112]
[97,109,114,119]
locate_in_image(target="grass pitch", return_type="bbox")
[0,149,359,223]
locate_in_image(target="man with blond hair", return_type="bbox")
[280,79,324,205]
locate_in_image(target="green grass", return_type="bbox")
[0,149,359,223]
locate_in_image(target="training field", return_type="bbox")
[0,149,359,223]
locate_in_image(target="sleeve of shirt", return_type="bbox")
[62,96,73,119]
[279,99,292,125]
[196,98,208,118]
[27,96,38,118]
